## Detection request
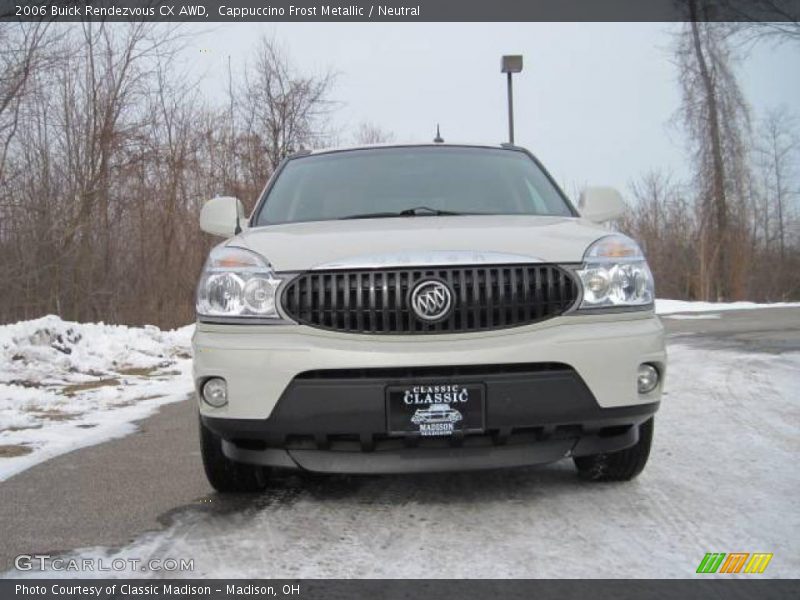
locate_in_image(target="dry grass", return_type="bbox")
[0,444,33,458]
[31,409,82,421]
[116,366,158,377]
[62,378,121,396]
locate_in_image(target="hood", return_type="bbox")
[234,215,608,272]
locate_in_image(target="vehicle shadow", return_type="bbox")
[172,460,602,524]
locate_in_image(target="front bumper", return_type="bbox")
[202,364,658,473]
[193,312,665,473]
[193,311,665,417]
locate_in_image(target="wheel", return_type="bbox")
[199,417,268,493]
[574,417,654,482]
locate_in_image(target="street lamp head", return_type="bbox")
[501,55,523,74]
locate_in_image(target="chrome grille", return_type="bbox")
[280,264,578,334]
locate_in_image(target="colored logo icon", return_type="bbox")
[696,553,773,574]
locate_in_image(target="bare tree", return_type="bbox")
[675,5,752,300]
[354,121,395,145]
[620,172,699,299]
[721,0,800,44]
[757,109,797,257]
[0,27,345,328]
[0,22,55,180]
[0,23,197,324]
[748,107,800,298]
[238,37,336,174]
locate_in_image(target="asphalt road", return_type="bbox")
[661,307,800,353]
[1,307,798,574]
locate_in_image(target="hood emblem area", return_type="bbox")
[410,279,454,322]
[310,250,543,271]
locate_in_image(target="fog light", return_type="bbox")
[637,364,659,394]
[202,377,228,407]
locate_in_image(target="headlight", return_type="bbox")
[575,235,654,310]
[196,246,284,321]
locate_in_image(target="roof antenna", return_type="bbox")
[433,124,444,143]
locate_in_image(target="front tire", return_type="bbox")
[574,417,654,482]
[200,417,268,493]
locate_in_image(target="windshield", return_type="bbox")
[254,146,575,225]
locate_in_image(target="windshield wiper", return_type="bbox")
[399,206,463,216]
[341,207,466,220]
[341,211,404,220]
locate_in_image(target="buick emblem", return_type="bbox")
[410,279,453,322]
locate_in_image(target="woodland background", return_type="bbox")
[1,12,798,329]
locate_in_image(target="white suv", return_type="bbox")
[193,144,665,492]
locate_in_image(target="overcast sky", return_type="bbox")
[183,23,800,201]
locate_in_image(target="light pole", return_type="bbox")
[501,55,523,145]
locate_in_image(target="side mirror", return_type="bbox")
[578,187,626,223]
[200,196,246,238]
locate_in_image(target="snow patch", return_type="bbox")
[0,316,195,481]
[656,299,800,314]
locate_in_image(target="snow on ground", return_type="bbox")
[9,341,799,579]
[0,316,194,481]
[656,299,800,314]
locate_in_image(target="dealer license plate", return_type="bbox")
[386,382,486,437]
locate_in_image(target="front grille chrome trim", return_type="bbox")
[310,251,544,270]
[280,263,579,335]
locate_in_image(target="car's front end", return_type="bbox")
[192,144,666,491]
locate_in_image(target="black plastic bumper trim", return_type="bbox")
[220,425,641,473]
[203,364,658,473]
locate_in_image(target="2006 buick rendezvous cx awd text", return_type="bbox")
[192,143,665,492]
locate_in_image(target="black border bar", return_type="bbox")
[3,579,800,600]
[2,0,800,22]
